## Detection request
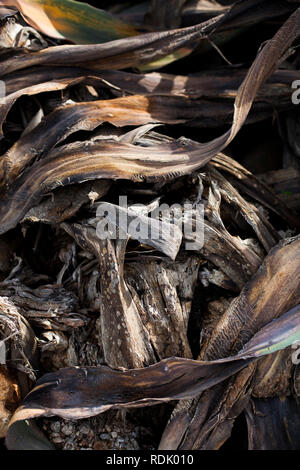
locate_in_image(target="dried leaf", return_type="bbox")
[3,0,138,43]
[160,236,300,449]
[1,8,299,235]
[245,397,300,450]
[5,238,300,449]
[5,301,300,449]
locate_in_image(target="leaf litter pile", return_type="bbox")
[0,0,300,451]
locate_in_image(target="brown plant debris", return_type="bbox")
[0,0,300,452]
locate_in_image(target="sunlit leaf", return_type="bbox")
[4,0,139,43]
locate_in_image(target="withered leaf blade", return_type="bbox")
[5,420,55,450]
[3,0,139,43]
[124,257,196,360]
[210,153,300,232]
[204,165,281,250]
[94,201,183,260]
[159,235,300,450]
[0,14,222,76]
[3,65,298,99]
[0,74,125,137]
[0,5,299,76]
[184,180,265,288]
[245,397,300,450]
[2,84,293,186]
[237,304,300,359]
[61,223,156,370]
[5,302,300,450]
[22,180,111,225]
[0,94,223,184]
[0,138,202,235]
[0,8,299,237]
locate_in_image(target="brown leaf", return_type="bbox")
[1,8,299,236]
[5,238,300,449]
[160,236,300,449]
